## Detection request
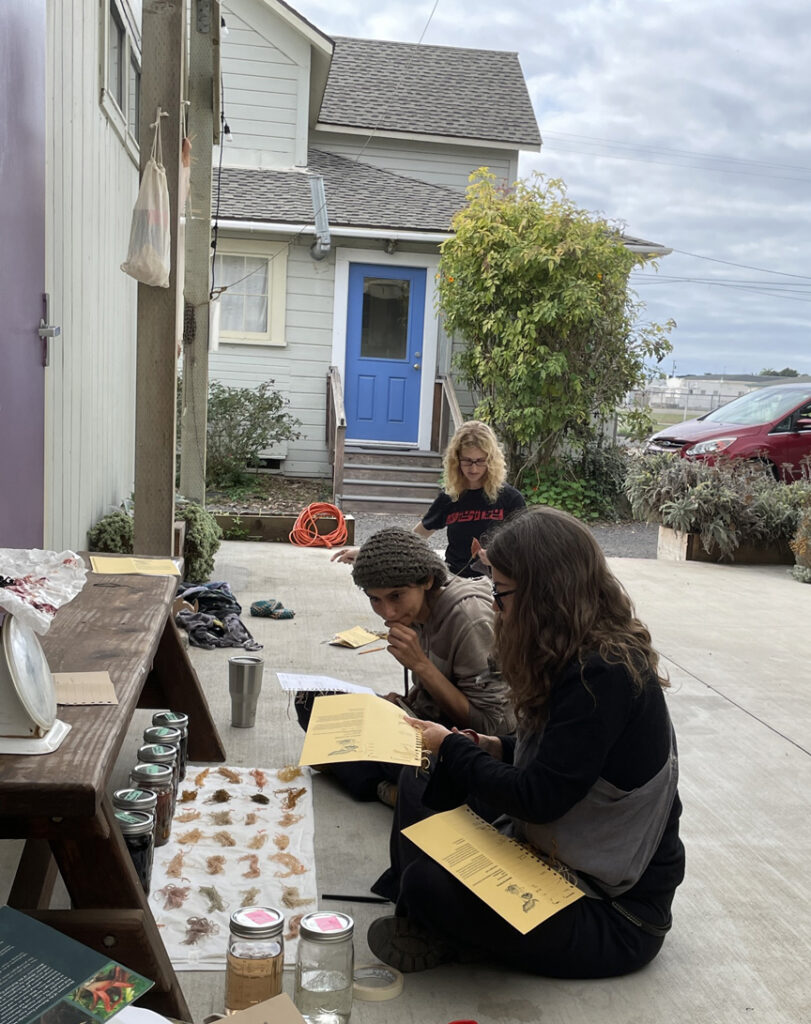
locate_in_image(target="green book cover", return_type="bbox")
[0,905,153,1024]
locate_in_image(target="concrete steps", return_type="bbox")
[339,447,442,515]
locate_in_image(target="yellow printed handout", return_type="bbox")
[90,555,180,576]
[298,693,422,767]
[329,626,382,648]
[403,805,584,933]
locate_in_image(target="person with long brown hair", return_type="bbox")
[368,505,684,978]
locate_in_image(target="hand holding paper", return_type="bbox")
[298,693,423,767]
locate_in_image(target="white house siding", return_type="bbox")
[44,0,139,550]
[221,0,311,167]
[310,132,516,191]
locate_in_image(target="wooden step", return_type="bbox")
[338,447,443,514]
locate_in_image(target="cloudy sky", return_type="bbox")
[289,0,811,377]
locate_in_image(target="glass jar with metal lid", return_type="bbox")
[113,787,159,843]
[151,710,189,780]
[113,808,155,894]
[294,911,354,1024]
[137,742,179,810]
[224,906,285,1013]
[129,762,173,845]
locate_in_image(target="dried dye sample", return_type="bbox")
[182,916,219,945]
[155,884,191,910]
[179,789,198,803]
[212,830,236,847]
[281,886,313,909]
[247,832,268,850]
[250,793,270,805]
[175,809,201,823]
[199,885,226,913]
[238,854,261,878]
[276,766,302,783]
[269,852,306,878]
[206,855,226,875]
[279,811,303,827]
[274,787,307,810]
[177,828,204,845]
[240,887,261,907]
[272,833,289,851]
[209,810,233,826]
[207,788,232,804]
[194,768,211,787]
[166,850,186,878]
[245,812,259,826]
[217,766,242,784]
[249,768,268,789]
[284,913,304,940]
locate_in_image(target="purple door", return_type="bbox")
[0,1,47,547]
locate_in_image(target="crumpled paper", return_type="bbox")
[0,548,88,634]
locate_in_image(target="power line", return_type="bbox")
[668,248,811,280]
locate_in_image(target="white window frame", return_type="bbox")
[214,239,288,347]
[99,0,141,165]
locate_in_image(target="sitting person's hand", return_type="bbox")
[386,623,430,672]
[330,546,360,564]
[404,716,450,754]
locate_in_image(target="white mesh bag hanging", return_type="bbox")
[121,110,171,287]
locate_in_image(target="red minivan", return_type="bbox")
[646,382,811,479]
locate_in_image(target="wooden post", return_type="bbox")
[133,1,186,555]
[179,0,219,504]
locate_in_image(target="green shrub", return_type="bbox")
[87,508,133,553]
[521,443,631,521]
[790,506,811,583]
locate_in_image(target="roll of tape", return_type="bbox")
[353,962,404,1001]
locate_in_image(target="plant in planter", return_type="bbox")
[624,454,811,561]
[790,507,811,583]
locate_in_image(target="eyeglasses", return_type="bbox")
[491,584,517,611]
[459,458,488,468]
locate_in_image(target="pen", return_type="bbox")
[403,665,409,697]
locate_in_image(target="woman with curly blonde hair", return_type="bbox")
[369,506,684,979]
[332,420,524,577]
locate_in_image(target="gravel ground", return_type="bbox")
[350,512,659,559]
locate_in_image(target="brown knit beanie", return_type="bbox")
[351,528,448,591]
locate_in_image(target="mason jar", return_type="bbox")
[224,906,285,1013]
[112,786,158,844]
[294,912,354,1024]
[137,742,179,811]
[113,808,155,894]
[152,710,189,780]
[129,762,174,846]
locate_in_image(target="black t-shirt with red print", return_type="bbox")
[422,484,526,576]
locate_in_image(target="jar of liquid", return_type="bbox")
[129,762,174,846]
[152,710,189,781]
[114,808,155,894]
[137,742,179,811]
[224,906,285,1014]
[294,912,354,1024]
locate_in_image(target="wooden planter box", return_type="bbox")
[657,525,795,565]
[214,513,354,545]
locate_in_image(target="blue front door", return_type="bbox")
[344,264,426,443]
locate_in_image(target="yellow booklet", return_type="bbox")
[298,693,423,767]
[403,805,583,933]
[90,555,180,576]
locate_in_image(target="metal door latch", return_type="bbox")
[38,294,61,366]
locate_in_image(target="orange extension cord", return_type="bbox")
[288,502,348,548]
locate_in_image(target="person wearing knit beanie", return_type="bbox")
[351,527,448,593]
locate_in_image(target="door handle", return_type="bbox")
[38,320,62,367]
[413,363,420,370]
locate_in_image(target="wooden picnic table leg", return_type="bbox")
[140,614,227,763]
[45,796,192,1021]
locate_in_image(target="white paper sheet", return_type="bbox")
[275,672,374,695]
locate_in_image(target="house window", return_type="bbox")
[214,241,288,346]
[100,0,141,159]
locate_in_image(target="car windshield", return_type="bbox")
[702,387,811,426]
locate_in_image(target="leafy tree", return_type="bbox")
[437,171,673,477]
[760,367,799,377]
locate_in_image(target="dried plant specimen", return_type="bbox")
[213,830,236,847]
[194,768,211,787]
[218,766,242,784]
[240,887,261,907]
[245,812,259,826]
[179,789,199,803]
[155,884,191,910]
[167,850,186,878]
[250,793,270,805]
[238,854,260,878]
[198,885,226,913]
[206,855,226,875]
[250,768,268,789]
[209,810,233,826]
[177,828,204,845]
[175,809,201,823]
[182,916,219,945]
[276,765,302,783]
[282,886,313,909]
[279,811,303,827]
[247,832,268,850]
[269,852,307,877]
[207,788,232,803]
[273,833,290,851]
[284,913,304,940]
[274,787,307,810]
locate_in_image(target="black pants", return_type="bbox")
[372,768,667,979]
[295,690,404,801]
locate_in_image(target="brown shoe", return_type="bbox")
[376,780,398,807]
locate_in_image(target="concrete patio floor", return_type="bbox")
[3,539,811,1023]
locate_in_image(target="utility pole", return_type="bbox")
[133,0,187,555]
[179,0,219,504]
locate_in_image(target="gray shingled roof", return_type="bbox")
[215,149,465,233]
[317,36,541,147]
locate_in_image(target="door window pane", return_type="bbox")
[360,278,410,360]
[108,1,124,108]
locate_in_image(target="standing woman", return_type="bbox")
[332,421,525,577]
[368,506,685,979]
